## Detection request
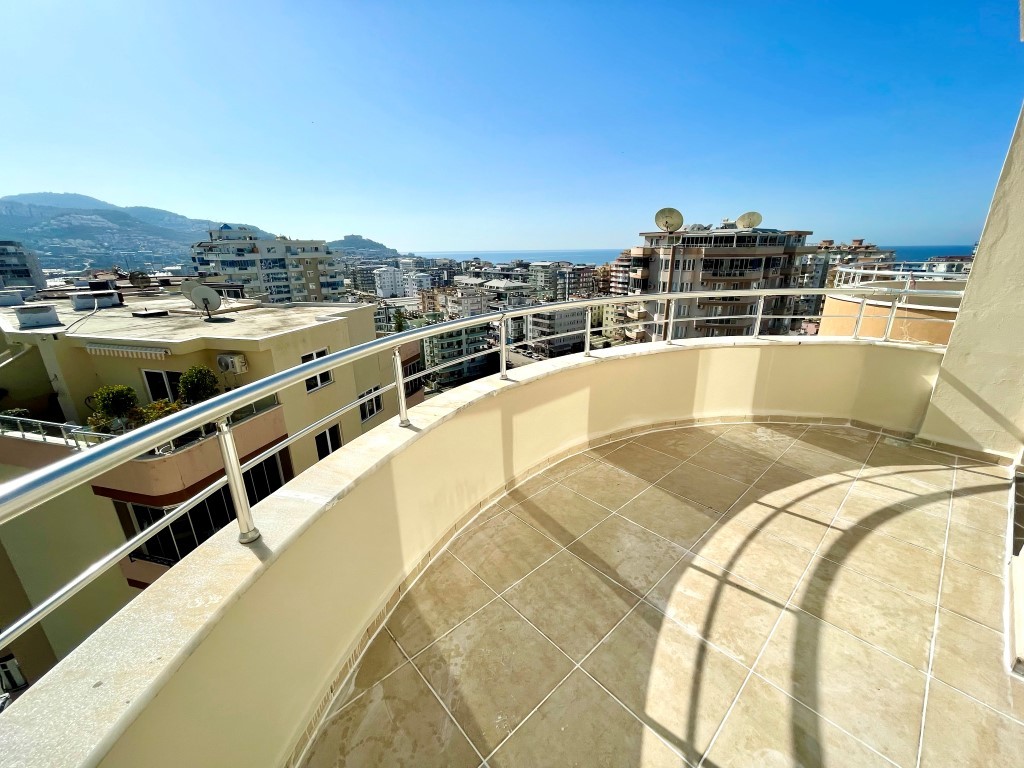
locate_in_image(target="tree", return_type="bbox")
[177,365,220,405]
[393,308,406,333]
[93,385,139,418]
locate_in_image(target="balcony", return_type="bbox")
[629,267,649,280]
[0,288,1019,768]
[624,305,647,320]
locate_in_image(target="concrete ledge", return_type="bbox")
[0,338,950,768]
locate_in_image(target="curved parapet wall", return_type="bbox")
[0,339,944,768]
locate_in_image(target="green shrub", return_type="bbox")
[86,412,112,433]
[93,385,139,418]
[0,408,31,418]
[140,399,182,424]
[177,365,219,404]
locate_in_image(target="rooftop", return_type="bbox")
[303,422,1018,767]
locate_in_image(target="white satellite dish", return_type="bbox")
[189,284,222,319]
[736,211,763,229]
[180,279,200,300]
[655,207,684,232]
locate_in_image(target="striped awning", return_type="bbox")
[85,343,170,360]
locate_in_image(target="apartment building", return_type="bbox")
[609,217,815,341]
[352,263,386,294]
[421,321,492,388]
[0,290,399,681]
[526,307,587,357]
[190,226,346,304]
[0,242,45,294]
[403,272,433,298]
[528,261,572,300]
[372,266,403,298]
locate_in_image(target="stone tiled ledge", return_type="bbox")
[0,337,967,768]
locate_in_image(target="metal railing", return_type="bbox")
[0,285,962,653]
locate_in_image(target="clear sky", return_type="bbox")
[1,1,1021,251]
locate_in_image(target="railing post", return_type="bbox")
[216,418,260,544]
[852,294,867,339]
[883,291,900,341]
[664,299,673,343]
[753,295,765,338]
[584,309,592,356]
[392,347,411,427]
[499,318,510,378]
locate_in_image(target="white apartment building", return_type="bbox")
[526,307,587,357]
[0,242,45,294]
[191,226,345,304]
[373,266,403,298]
[403,272,433,298]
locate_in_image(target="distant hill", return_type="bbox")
[0,193,400,265]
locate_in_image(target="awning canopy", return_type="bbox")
[85,343,170,360]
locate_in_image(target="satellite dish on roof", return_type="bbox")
[655,208,684,232]
[180,279,200,300]
[128,270,152,290]
[736,211,763,228]
[189,284,222,319]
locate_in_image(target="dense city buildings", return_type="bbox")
[372,266,403,298]
[0,242,45,294]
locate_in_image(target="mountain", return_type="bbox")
[327,234,400,256]
[0,192,121,210]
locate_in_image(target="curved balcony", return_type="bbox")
[629,267,649,280]
[2,287,1017,768]
[623,325,647,341]
[624,305,647,320]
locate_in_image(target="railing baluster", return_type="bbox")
[499,318,510,378]
[883,292,900,341]
[216,419,260,544]
[393,347,411,427]
[753,295,765,338]
[583,309,592,356]
[852,294,867,339]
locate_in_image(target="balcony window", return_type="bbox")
[315,423,342,461]
[359,386,383,421]
[143,370,182,402]
[301,349,332,392]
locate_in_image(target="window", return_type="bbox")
[359,386,383,421]
[143,370,182,402]
[315,423,342,460]
[301,349,331,392]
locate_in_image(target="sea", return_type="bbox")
[417,245,974,265]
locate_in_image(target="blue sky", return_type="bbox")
[1,1,1021,251]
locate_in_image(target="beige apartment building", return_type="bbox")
[0,288,411,686]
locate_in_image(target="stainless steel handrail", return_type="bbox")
[0,286,962,654]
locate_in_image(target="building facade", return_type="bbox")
[372,266,403,298]
[0,242,45,294]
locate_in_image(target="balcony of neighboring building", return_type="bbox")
[4,332,1020,768]
[624,305,647,320]
[628,267,649,280]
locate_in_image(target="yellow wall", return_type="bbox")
[819,295,956,345]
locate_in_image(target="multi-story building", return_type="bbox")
[0,291,399,679]
[403,272,433,298]
[190,226,346,304]
[593,263,612,294]
[352,264,386,294]
[526,307,587,357]
[421,321,492,388]
[609,217,815,341]
[372,266,403,298]
[528,261,572,301]
[555,264,596,300]
[0,242,45,294]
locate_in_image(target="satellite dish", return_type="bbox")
[655,208,684,232]
[189,284,222,319]
[128,270,152,290]
[180,279,200,300]
[736,211,763,229]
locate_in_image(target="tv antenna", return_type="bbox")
[189,283,222,320]
[736,211,763,229]
[128,270,152,290]
[655,208,684,232]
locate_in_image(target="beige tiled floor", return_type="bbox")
[303,423,1023,768]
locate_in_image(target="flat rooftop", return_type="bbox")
[0,295,372,347]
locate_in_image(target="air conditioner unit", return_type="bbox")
[217,353,248,374]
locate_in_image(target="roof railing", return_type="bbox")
[0,285,962,653]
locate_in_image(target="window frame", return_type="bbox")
[301,348,332,392]
[315,423,343,460]
[142,369,182,403]
[359,385,383,422]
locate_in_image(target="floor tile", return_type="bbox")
[450,512,561,593]
[568,514,685,596]
[776,443,864,477]
[583,601,748,765]
[413,599,573,754]
[939,558,1004,630]
[306,662,479,768]
[584,438,632,459]
[329,630,408,713]
[795,426,877,462]
[632,427,718,460]
[542,452,595,482]
[945,522,1007,575]
[932,609,1024,721]
[601,442,684,483]
[858,462,955,494]
[818,526,942,604]
[756,609,927,766]
[688,441,776,486]
[793,556,935,669]
[852,473,952,516]
[869,439,956,468]
[716,423,803,461]
[705,675,895,768]
[512,483,610,546]
[560,461,651,511]
[692,519,813,599]
[722,496,831,553]
[837,487,948,552]
[749,464,852,515]
[504,550,638,661]
[503,473,554,504]
[386,553,495,656]
[489,669,686,768]
[618,485,721,549]
[646,553,785,667]
[655,463,748,513]
[954,471,1012,505]
[950,493,1009,535]
[920,680,1024,768]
